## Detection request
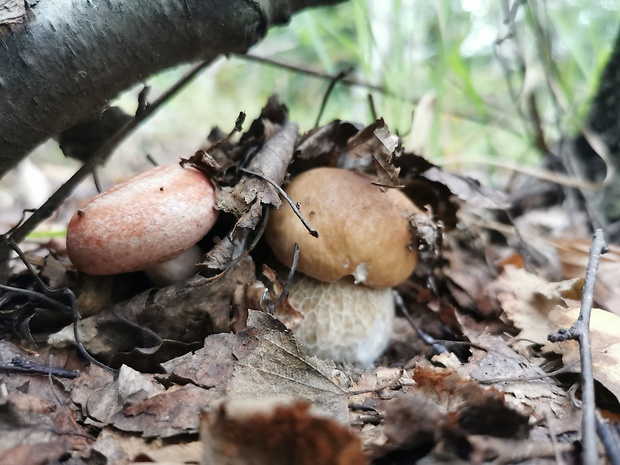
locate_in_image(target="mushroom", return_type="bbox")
[66,164,218,282]
[265,167,421,365]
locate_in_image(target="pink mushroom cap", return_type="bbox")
[67,164,219,275]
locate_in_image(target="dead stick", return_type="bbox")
[596,416,620,465]
[240,167,318,238]
[548,229,608,465]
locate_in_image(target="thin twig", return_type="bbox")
[314,68,352,127]
[66,286,118,373]
[0,361,78,379]
[5,236,50,291]
[393,291,448,354]
[0,284,72,313]
[548,229,608,465]
[239,53,385,93]
[272,242,300,311]
[367,94,378,122]
[5,238,117,373]
[210,112,245,152]
[240,167,319,238]
[596,416,620,465]
[145,154,159,166]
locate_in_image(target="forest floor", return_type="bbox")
[1,97,618,465]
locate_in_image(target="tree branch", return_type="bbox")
[548,229,608,465]
[0,0,345,178]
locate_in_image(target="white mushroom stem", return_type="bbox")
[144,245,204,287]
[286,274,395,366]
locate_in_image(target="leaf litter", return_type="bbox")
[0,95,616,464]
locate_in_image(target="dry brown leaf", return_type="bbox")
[0,390,88,464]
[87,428,202,464]
[422,165,509,209]
[208,120,298,269]
[201,399,366,465]
[71,364,165,425]
[162,316,348,424]
[292,120,361,173]
[49,256,254,365]
[554,238,620,313]
[548,305,620,403]
[72,364,216,439]
[413,364,530,438]
[494,266,583,349]
[112,384,219,438]
[346,119,402,188]
[0,442,70,465]
[227,326,348,424]
[466,435,573,464]
[458,334,578,438]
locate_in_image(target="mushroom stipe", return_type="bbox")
[266,167,423,365]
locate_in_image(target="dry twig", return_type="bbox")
[548,228,608,465]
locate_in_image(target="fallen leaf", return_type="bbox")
[86,428,202,464]
[49,256,255,366]
[346,119,402,188]
[0,442,69,465]
[459,334,578,438]
[413,365,530,438]
[493,266,582,349]
[228,326,349,424]
[163,315,348,424]
[549,305,620,403]
[112,384,218,438]
[554,238,620,313]
[201,399,366,465]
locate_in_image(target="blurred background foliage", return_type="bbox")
[24,0,620,182]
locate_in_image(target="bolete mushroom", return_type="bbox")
[265,167,421,365]
[66,164,218,281]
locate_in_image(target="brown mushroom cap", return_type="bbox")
[67,164,218,275]
[266,167,420,288]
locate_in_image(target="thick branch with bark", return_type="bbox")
[0,0,344,178]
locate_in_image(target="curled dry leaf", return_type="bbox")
[549,305,620,404]
[422,165,510,210]
[554,238,620,313]
[493,266,583,349]
[293,119,362,172]
[345,118,402,188]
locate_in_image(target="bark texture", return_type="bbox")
[569,28,620,226]
[0,0,344,178]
